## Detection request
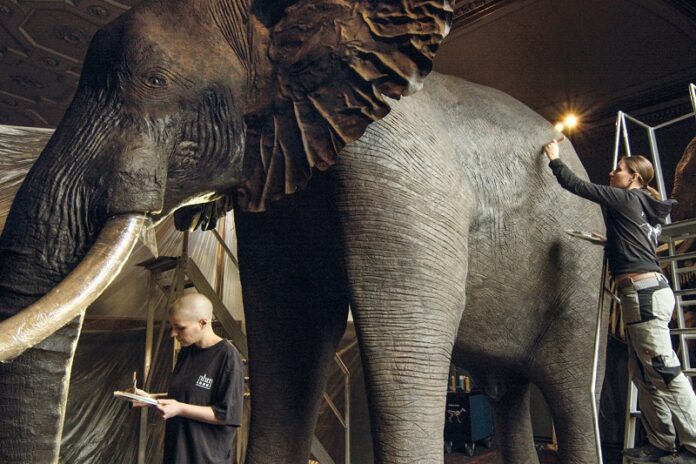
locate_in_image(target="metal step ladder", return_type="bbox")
[623,218,696,453]
[660,218,696,377]
[615,83,696,457]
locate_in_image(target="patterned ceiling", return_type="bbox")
[0,0,140,127]
[0,0,695,128]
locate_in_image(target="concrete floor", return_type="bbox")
[444,445,624,463]
[444,448,560,464]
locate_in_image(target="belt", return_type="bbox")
[616,272,665,290]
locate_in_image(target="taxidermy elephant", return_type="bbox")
[0,0,606,463]
[672,136,696,222]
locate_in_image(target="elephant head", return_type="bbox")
[0,0,453,461]
[671,136,696,222]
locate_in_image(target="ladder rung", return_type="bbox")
[677,266,696,274]
[670,328,696,336]
[680,300,696,307]
[683,369,696,377]
[137,255,179,272]
[659,251,696,263]
[159,280,195,293]
[676,289,696,297]
[659,232,696,244]
[661,219,696,239]
[604,288,621,304]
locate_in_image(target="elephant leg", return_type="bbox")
[484,376,539,464]
[533,289,605,464]
[329,105,472,463]
[538,379,598,464]
[349,267,466,463]
[535,344,600,464]
[235,183,350,464]
[335,188,469,461]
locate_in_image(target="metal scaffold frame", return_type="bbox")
[612,84,696,186]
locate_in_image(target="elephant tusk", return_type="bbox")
[0,214,148,362]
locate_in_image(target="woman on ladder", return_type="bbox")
[544,138,696,464]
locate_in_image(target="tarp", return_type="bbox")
[61,328,174,463]
[0,125,53,232]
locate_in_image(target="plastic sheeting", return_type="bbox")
[61,328,173,463]
[0,125,52,232]
[315,328,374,464]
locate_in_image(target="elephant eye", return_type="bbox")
[145,73,168,88]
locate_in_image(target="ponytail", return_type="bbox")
[644,185,662,201]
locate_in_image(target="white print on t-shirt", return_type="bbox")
[195,374,213,390]
[639,221,662,247]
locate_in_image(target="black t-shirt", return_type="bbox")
[163,339,244,464]
[549,159,674,277]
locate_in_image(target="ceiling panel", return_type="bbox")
[0,0,694,128]
[0,0,131,126]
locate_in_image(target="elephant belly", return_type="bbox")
[455,223,603,375]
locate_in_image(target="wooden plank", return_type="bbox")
[137,256,178,272]
[311,436,336,464]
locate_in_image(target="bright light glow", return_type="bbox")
[554,122,565,132]
[563,114,579,128]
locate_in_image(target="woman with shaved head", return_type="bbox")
[136,293,244,463]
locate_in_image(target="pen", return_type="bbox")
[133,371,137,391]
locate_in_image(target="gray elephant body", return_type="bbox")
[235,72,605,463]
[0,1,605,461]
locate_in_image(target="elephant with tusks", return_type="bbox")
[0,1,606,463]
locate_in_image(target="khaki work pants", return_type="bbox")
[619,274,696,453]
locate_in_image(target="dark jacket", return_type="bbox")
[549,159,675,277]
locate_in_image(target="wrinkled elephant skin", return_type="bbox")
[672,136,696,222]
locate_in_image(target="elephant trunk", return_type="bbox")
[0,88,160,462]
[0,153,96,463]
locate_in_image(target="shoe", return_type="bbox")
[623,443,671,462]
[658,449,696,464]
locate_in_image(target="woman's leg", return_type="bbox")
[624,324,677,451]
[621,279,696,453]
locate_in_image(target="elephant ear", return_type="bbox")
[239,0,454,211]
